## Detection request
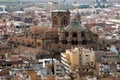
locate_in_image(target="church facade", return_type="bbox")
[51,10,99,51]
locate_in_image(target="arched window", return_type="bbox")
[62,16,68,27]
[53,17,57,25]
[72,32,77,37]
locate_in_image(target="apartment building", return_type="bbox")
[61,47,95,73]
[98,54,120,76]
[38,58,64,76]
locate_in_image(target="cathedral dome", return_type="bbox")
[64,19,86,32]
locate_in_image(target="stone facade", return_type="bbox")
[52,10,70,28]
[58,14,98,50]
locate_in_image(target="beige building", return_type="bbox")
[81,48,95,65]
[61,47,95,73]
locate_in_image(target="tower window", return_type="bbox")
[53,17,57,25]
[62,16,68,27]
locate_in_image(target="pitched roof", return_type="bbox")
[30,26,48,35]
[42,28,58,39]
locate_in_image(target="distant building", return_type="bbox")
[46,1,59,13]
[0,5,8,14]
[108,0,120,3]
[0,0,20,5]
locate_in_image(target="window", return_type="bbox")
[74,41,78,45]
[45,61,50,64]
[39,64,43,67]
[81,32,85,37]
[86,69,89,72]
[71,40,78,45]
[56,73,60,75]
[100,66,103,68]
[39,62,43,65]
[56,65,60,68]
[62,40,67,44]
[100,70,103,73]
[82,40,87,45]
[0,7,3,11]
[62,16,68,27]
[53,17,57,25]
[56,69,62,71]
[37,42,41,46]
[72,32,77,37]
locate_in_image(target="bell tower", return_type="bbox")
[51,10,70,28]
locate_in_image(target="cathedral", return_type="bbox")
[9,10,99,59]
[51,10,99,51]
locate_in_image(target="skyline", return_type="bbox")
[20,0,120,4]
[0,0,119,4]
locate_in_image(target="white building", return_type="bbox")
[0,5,8,14]
[38,58,64,76]
[99,63,110,75]
[46,2,59,13]
[110,45,118,55]
[81,48,95,65]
